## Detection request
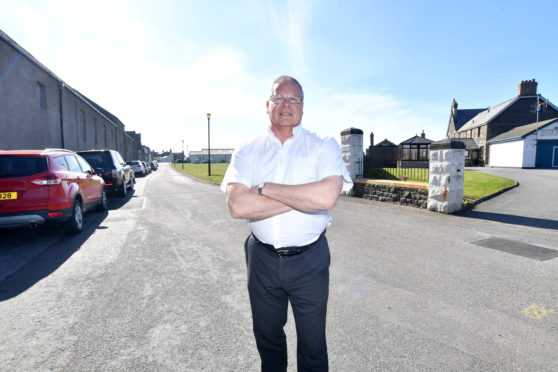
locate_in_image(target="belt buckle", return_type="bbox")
[276,249,300,258]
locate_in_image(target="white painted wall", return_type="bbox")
[489,121,558,168]
[522,135,537,168]
[489,140,524,167]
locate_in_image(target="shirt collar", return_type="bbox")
[266,124,303,145]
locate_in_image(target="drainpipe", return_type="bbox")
[58,81,65,148]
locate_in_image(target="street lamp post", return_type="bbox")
[207,113,211,176]
[181,140,184,170]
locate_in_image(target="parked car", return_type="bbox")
[0,149,108,234]
[77,150,134,197]
[141,161,151,174]
[127,160,146,177]
[150,160,158,171]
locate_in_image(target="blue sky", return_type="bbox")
[2,0,557,153]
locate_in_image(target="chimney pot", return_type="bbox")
[518,79,538,96]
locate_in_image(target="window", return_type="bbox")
[0,156,48,177]
[81,110,86,141]
[402,145,411,160]
[52,156,69,171]
[113,150,124,164]
[419,147,428,160]
[64,155,82,173]
[37,82,46,109]
[76,155,93,173]
[410,145,418,160]
[477,127,481,138]
[94,118,98,144]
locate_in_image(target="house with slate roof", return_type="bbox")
[365,132,397,168]
[446,79,558,167]
[399,131,433,168]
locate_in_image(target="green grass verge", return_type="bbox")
[171,163,229,184]
[171,163,516,203]
[463,170,516,200]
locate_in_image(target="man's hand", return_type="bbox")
[260,175,343,213]
[225,175,343,220]
[226,182,292,220]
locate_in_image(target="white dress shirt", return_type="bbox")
[221,124,353,248]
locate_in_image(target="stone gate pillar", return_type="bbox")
[340,127,363,180]
[428,139,466,213]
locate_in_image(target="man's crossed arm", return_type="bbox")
[225,175,343,221]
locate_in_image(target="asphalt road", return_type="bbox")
[0,164,557,371]
[459,167,558,228]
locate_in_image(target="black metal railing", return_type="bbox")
[364,157,429,182]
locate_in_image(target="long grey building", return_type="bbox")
[189,149,234,163]
[0,29,142,160]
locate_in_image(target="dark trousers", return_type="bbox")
[244,234,330,372]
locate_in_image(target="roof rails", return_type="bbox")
[43,148,75,153]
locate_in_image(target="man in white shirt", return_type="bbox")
[221,75,353,372]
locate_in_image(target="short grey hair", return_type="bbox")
[270,75,304,102]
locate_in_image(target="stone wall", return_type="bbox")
[353,179,428,209]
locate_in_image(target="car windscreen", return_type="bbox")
[0,156,48,178]
[78,152,113,168]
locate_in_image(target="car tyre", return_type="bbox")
[96,187,108,211]
[119,178,127,197]
[64,199,84,234]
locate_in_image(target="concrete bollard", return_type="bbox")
[427,139,466,213]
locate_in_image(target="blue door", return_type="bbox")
[535,140,558,168]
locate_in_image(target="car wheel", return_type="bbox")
[96,187,108,211]
[64,199,84,234]
[119,178,128,197]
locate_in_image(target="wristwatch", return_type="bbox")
[258,182,267,195]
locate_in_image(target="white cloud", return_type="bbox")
[303,91,448,147]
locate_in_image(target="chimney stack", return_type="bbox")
[451,98,458,120]
[370,132,374,147]
[518,79,537,96]
[421,130,425,139]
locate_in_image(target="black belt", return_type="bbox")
[252,230,326,258]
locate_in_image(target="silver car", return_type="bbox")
[127,161,146,176]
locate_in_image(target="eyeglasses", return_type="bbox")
[269,94,303,105]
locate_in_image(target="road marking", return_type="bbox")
[521,304,554,320]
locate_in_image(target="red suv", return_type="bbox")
[0,149,108,234]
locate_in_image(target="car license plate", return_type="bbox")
[0,192,17,200]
